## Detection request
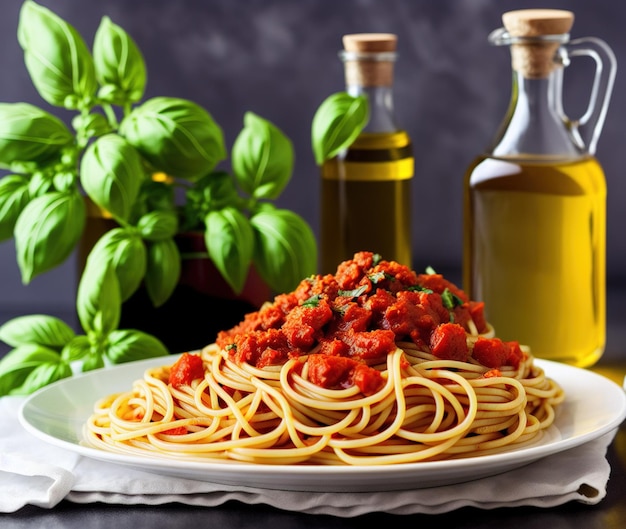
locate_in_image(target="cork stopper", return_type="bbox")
[502,9,574,78]
[341,33,397,87]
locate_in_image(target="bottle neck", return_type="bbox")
[346,84,398,133]
[491,65,584,159]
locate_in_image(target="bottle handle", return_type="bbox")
[560,37,617,155]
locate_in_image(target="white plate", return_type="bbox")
[19,356,626,492]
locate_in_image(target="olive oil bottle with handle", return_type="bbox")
[320,33,414,274]
[463,10,616,367]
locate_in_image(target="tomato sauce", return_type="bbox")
[214,252,523,395]
[169,352,205,388]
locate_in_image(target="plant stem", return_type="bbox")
[102,103,119,129]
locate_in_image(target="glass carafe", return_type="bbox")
[463,9,616,367]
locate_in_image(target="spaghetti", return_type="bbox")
[84,252,564,465]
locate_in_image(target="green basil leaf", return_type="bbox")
[81,351,105,372]
[27,171,53,197]
[0,343,61,395]
[129,179,173,222]
[137,210,178,241]
[72,112,111,139]
[11,360,72,395]
[180,172,239,231]
[205,207,254,294]
[106,329,169,363]
[0,314,75,349]
[77,262,121,335]
[61,335,91,363]
[311,92,369,165]
[0,103,74,169]
[80,134,146,222]
[14,190,86,283]
[250,207,317,293]
[0,174,30,241]
[52,171,77,193]
[119,97,226,181]
[232,112,293,199]
[18,1,97,109]
[93,16,146,104]
[144,238,181,307]
[84,226,146,302]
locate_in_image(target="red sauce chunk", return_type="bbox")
[162,426,187,435]
[430,323,469,362]
[306,354,384,395]
[214,252,516,394]
[169,352,205,388]
[472,337,524,369]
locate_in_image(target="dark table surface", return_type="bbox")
[2,284,626,528]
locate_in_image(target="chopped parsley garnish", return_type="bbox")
[332,305,348,317]
[368,271,394,284]
[225,343,237,351]
[302,294,322,307]
[338,285,368,298]
[441,288,464,310]
[407,284,434,294]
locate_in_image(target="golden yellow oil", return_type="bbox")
[320,131,413,275]
[463,155,606,367]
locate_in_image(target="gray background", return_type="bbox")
[0,0,624,319]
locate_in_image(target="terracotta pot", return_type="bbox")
[79,202,272,353]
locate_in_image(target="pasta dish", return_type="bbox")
[84,252,564,465]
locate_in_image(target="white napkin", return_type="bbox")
[0,395,616,517]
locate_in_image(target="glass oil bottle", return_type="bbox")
[463,9,616,367]
[320,33,414,274]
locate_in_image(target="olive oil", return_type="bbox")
[463,155,606,367]
[320,130,413,274]
[319,33,414,275]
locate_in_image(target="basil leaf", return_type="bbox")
[204,207,254,294]
[72,112,111,139]
[14,190,86,283]
[0,343,61,395]
[0,174,30,241]
[0,103,73,169]
[80,134,145,222]
[93,16,146,104]
[11,360,72,395]
[77,262,121,335]
[119,97,226,180]
[139,179,177,214]
[144,238,181,307]
[84,226,147,302]
[81,351,105,372]
[137,210,178,241]
[106,329,169,363]
[181,172,239,231]
[232,112,293,199]
[18,1,97,109]
[0,314,75,349]
[250,207,317,293]
[311,92,369,165]
[27,171,53,197]
[61,335,91,363]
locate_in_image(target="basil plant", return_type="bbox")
[0,1,317,395]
